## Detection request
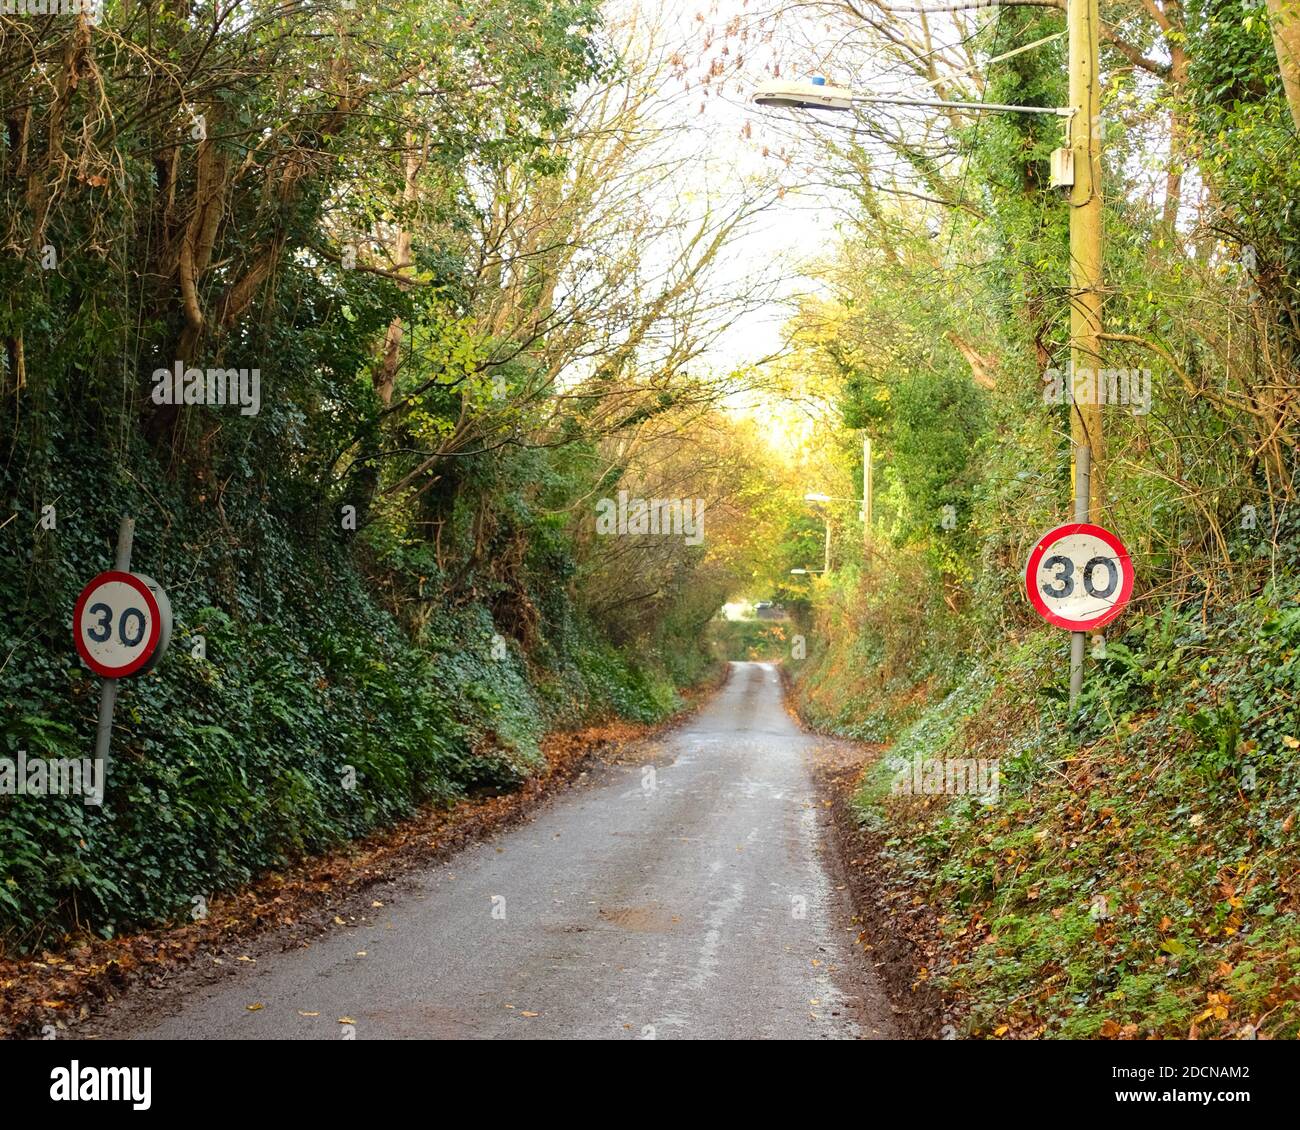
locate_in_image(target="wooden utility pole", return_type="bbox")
[1068,0,1104,522]
[1067,0,1104,712]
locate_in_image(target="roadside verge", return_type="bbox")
[783,664,947,1039]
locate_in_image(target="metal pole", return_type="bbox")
[111,515,134,575]
[849,95,1071,116]
[94,517,135,776]
[862,436,872,549]
[1068,450,1089,714]
[1069,631,1086,715]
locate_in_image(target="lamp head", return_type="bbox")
[753,79,853,112]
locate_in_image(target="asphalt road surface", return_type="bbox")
[109,662,898,1040]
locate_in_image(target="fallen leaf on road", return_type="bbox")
[246,1003,264,1012]
[299,1011,319,1017]
[521,1011,540,1017]
[338,1017,354,1024]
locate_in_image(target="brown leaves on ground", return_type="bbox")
[801,729,950,1039]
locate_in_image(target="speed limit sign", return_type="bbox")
[1025,522,1134,631]
[73,570,173,678]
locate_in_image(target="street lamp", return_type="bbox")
[804,492,862,504]
[803,493,833,573]
[802,436,874,550]
[803,491,867,573]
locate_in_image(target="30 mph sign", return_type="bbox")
[73,571,172,678]
[1025,522,1133,631]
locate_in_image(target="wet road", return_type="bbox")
[109,662,897,1040]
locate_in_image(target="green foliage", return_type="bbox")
[570,637,683,725]
[850,594,1300,1038]
[709,617,792,662]
[1187,0,1300,274]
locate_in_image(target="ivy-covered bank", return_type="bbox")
[793,586,1300,1039]
[0,443,710,954]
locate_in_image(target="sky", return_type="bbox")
[631,0,854,369]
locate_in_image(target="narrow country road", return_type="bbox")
[105,662,898,1040]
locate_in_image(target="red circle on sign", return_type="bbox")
[73,570,162,678]
[1025,522,1134,631]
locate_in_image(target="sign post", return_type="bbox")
[1024,484,1133,715]
[1069,447,1090,712]
[95,518,132,774]
[74,517,172,783]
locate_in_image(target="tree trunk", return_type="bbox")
[1267,0,1300,134]
[372,138,423,407]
